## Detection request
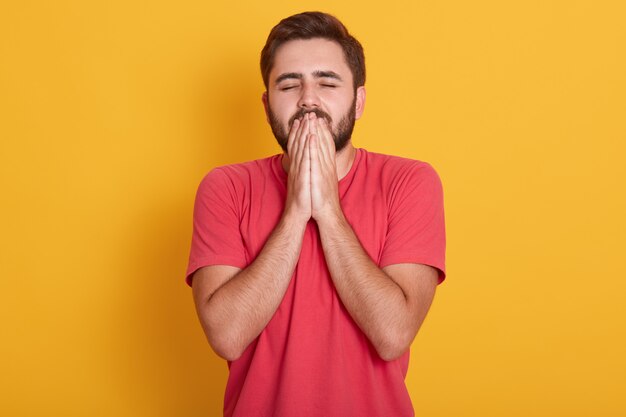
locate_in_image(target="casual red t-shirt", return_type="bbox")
[186,148,446,417]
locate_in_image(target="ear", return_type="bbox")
[261,91,270,123]
[354,86,366,120]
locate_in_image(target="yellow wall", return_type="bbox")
[1,1,624,415]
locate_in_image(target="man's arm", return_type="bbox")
[192,212,307,361]
[309,115,440,361]
[316,212,438,361]
[191,116,313,361]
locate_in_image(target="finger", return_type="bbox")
[287,118,301,156]
[310,133,323,169]
[318,118,334,155]
[308,133,318,183]
[293,115,309,162]
[314,118,333,166]
[313,133,328,190]
[315,131,329,174]
[301,134,311,183]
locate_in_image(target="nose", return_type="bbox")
[297,83,320,109]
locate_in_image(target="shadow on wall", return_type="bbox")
[110,53,274,415]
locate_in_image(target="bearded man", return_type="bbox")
[186,11,446,417]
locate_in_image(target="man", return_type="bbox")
[186,11,446,417]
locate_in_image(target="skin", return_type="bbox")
[192,38,439,361]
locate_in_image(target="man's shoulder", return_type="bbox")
[211,154,278,176]
[196,154,281,192]
[204,154,279,180]
[359,148,438,178]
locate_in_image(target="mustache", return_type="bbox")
[288,108,332,129]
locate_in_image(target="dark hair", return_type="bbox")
[260,11,366,90]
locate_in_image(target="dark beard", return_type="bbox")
[268,96,356,154]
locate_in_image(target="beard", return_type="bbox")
[268,95,357,154]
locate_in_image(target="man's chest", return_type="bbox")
[236,180,390,267]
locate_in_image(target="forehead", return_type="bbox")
[270,38,353,83]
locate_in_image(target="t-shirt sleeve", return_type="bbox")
[185,168,248,286]
[379,162,446,284]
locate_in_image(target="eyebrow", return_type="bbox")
[274,70,344,84]
[313,70,343,81]
[275,72,302,84]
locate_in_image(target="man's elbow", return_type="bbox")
[207,331,247,362]
[210,340,245,362]
[374,330,414,361]
[376,343,410,362]
[202,315,248,361]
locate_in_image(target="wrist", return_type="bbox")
[280,207,310,230]
[314,206,347,231]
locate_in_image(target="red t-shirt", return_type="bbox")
[187,148,446,417]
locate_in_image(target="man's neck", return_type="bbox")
[281,142,357,181]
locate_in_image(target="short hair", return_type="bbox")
[260,11,366,91]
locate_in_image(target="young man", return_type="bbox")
[186,11,446,417]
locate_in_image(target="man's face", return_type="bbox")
[263,38,365,154]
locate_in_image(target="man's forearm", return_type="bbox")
[316,212,416,361]
[202,212,307,360]
[201,115,313,361]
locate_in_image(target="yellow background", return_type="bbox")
[1,0,625,415]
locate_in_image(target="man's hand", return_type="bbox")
[308,113,342,222]
[284,115,312,223]
[299,113,438,361]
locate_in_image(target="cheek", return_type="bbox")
[273,101,296,122]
